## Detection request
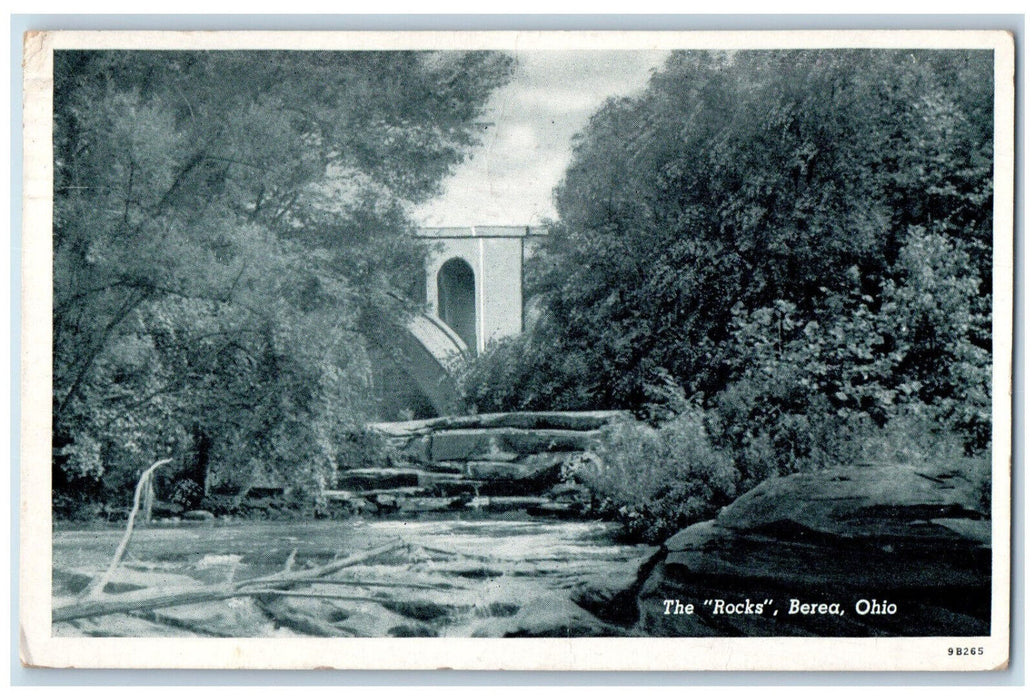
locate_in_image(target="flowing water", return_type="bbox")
[52,516,656,637]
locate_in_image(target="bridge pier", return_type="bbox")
[418,226,546,356]
[369,227,548,421]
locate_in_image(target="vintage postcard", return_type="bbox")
[20,29,1014,671]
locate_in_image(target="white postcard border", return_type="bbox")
[19,28,1016,672]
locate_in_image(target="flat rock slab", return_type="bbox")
[430,429,599,462]
[716,463,988,539]
[369,411,627,437]
[463,461,539,480]
[464,496,553,512]
[338,468,423,490]
[397,497,467,514]
[388,435,432,463]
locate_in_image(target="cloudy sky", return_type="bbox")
[413,51,669,227]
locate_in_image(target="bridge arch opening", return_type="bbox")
[437,258,477,353]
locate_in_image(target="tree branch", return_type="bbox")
[82,458,174,600]
[55,287,150,422]
[54,540,407,623]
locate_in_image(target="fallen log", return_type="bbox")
[55,583,242,623]
[53,540,406,623]
[413,543,494,562]
[245,590,399,603]
[250,540,407,586]
[273,578,462,591]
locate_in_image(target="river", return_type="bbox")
[52,516,657,637]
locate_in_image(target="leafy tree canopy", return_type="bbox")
[53,50,513,507]
[461,49,992,462]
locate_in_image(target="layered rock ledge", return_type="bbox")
[328,411,628,516]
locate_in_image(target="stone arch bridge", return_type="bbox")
[385,226,546,417]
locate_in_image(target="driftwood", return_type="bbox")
[54,540,406,623]
[282,548,298,574]
[252,541,407,585]
[413,543,494,562]
[253,595,358,637]
[277,578,461,591]
[140,472,156,524]
[57,582,243,623]
[82,458,173,600]
[245,590,398,602]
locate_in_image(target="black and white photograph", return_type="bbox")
[19,29,1014,670]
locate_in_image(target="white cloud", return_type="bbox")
[414,50,668,227]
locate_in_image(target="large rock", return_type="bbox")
[636,463,992,637]
[715,463,988,539]
[464,460,550,481]
[389,434,431,463]
[570,547,660,626]
[462,459,565,496]
[363,412,620,514]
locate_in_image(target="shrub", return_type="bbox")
[817,410,992,516]
[570,401,989,544]
[455,327,601,413]
[707,375,829,486]
[569,412,739,543]
[339,427,391,471]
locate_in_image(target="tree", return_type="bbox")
[52,50,513,510]
[461,49,993,457]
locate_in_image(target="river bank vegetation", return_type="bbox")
[458,50,994,542]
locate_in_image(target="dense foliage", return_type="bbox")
[459,50,994,532]
[565,409,738,543]
[53,50,512,515]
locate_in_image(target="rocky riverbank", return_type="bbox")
[53,458,992,638]
[632,462,992,636]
